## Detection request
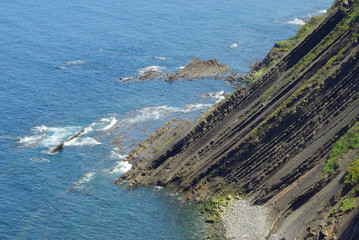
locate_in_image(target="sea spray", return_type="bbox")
[70,172,95,190]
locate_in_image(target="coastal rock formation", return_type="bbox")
[50,128,86,153]
[120,67,163,82]
[116,0,359,239]
[166,57,230,81]
[121,58,237,83]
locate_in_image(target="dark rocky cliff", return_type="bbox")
[116,0,359,238]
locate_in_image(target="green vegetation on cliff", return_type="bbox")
[275,15,324,52]
[324,121,359,175]
[339,197,356,212]
[345,157,359,185]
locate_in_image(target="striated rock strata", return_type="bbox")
[116,0,359,239]
[166,57,230,81]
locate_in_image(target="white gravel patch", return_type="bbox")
[221,199,275,240]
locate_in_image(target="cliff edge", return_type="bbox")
[115,0,359,238]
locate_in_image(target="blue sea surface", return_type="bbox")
[0,0,333,239]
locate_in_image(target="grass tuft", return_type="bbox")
[323,121,359,174]
[339,197,356,212]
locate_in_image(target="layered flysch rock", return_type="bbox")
[116,0,359,239]
[120,67,164,82]
[120,57,231,83]
[166,57,230,81]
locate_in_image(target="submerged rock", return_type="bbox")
[120,67,163,82]
[166,57,230,81]
[50,128,86,153]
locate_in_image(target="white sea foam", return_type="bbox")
[101,117,118,131]
[19,125,84,148]
[128,106,170,123]
[72,172,95,190]
[138,66,164,76]
[230,43,238,49]
[154,56,166,60]
[168,192,179,197]
[204,90,227,103]
[110,150,127,160]
[153,186,163,191]
[287,18,305,26]
[30,157,50,163]
[180,103,212,113]
[66,60,85,65]
[129,103,213,123]
[110,160,132,174]
[32,125,48,133]
[83,122,97,134]
[41,126,81,147]
[57,66,66,70]
[18,134,45,147]
[317,9,327,15]
[64,137,101,146]
[307,9,327,18]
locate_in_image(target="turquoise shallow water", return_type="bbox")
[0,0,333,239]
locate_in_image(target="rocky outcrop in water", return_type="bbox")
[166,57,230,81]
[116,0,359,239]
[50,128,86,153]
[120,67,164,82]
[121,57,237,84]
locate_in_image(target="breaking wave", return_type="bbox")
[71,172,95,190]
[101,117,118,131]
[286,18,305,26]
[64,137,101,146]
[19,134,46,148]
[203,90,227,103]
[109,160,132,174]
[109,150,127,160]
[128,103,212,123]
[40,126,81,147]
[19,116,119,149]
[154,56,166,60]
[277,9,327,27]
[138,66,164,76]
[83,123,96,134]
[18,125,81,148]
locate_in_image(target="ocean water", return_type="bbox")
[0,0,333,239]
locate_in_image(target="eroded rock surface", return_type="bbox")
[120,67,163,82]
[166,57,230,81]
